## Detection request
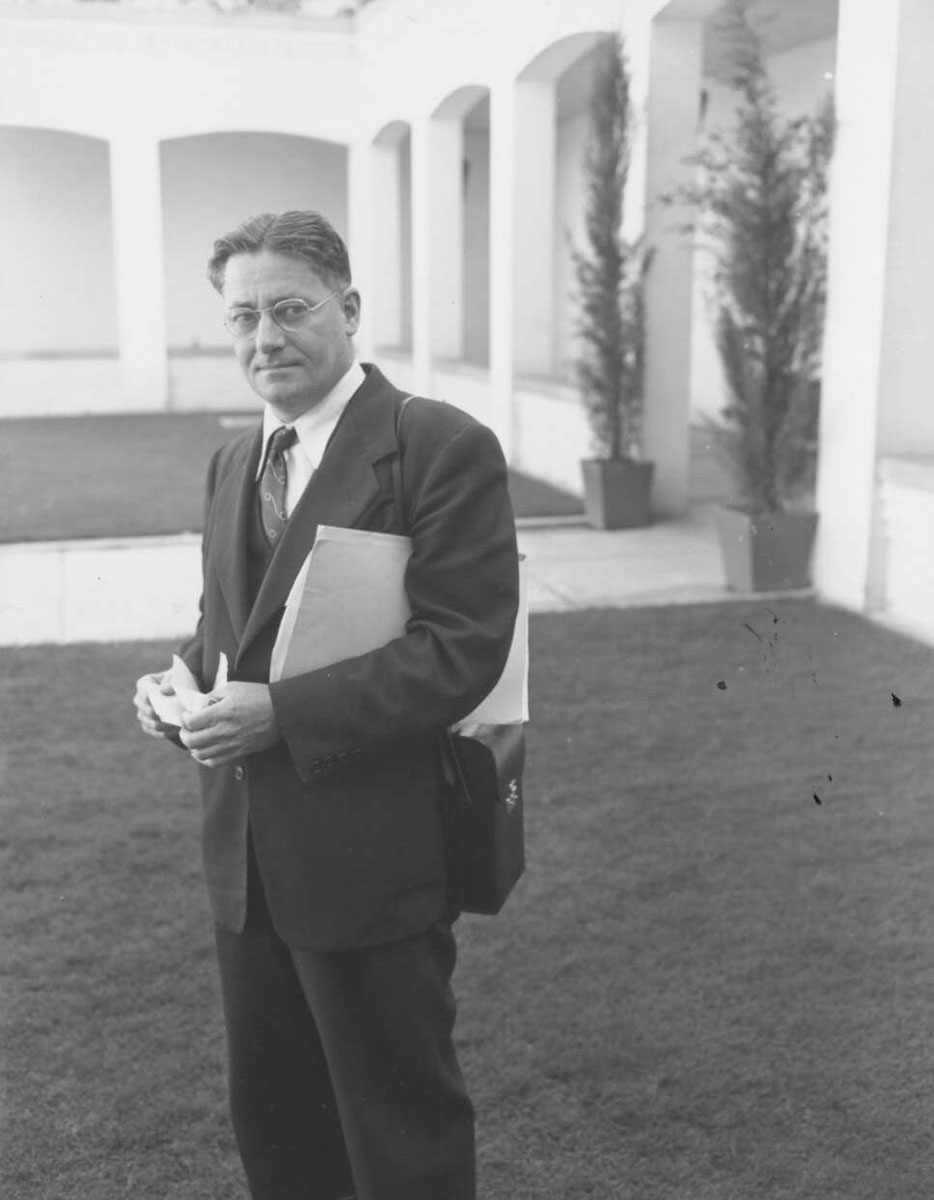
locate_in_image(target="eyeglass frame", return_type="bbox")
[223,289,343,339]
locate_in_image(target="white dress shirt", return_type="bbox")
[256,360,366,517]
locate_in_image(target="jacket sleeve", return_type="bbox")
[268,417,519,782]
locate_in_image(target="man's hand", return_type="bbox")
[180,682,280,768]
[134,669,178,739]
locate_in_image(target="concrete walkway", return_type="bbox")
[519,507,727,613]
[0,507,735,646]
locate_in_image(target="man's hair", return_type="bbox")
[207,211,352,293]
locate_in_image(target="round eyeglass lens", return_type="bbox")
[226,311,260,336]
[272,300,312,330]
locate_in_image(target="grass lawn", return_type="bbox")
[0,413,582,543]
[4,599,934,1198]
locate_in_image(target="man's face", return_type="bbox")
[222,250,360,421]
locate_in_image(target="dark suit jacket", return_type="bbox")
[178,364,520,951]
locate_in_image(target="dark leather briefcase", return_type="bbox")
[444,723,526,915]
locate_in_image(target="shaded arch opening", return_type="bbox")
[0,126,116,360]
[428,86,491,369]
[512,32,615,382]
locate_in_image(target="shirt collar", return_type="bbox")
[257,360,365,478]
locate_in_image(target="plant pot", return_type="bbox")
[713,505,818,592]
[581,458,654,530]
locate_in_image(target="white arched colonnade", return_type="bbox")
[349,0,713,510]
[0,0,711,514]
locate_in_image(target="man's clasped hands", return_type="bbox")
[133,667,280,768]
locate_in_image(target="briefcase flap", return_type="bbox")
[447,723,526,915]
[452,722,525,803]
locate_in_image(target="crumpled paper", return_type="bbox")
[148,653,228,728]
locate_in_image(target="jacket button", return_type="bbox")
[233,765,245,781]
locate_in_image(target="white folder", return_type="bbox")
[269,524,528,726]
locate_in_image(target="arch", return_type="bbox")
[159,122,350,148]
[517,31,611,83]
[430,85,489,123]
[373,119,411,148]
[0,116,111,141]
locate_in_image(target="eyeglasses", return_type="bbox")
[223,291,341,338]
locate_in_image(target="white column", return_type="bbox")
[815,0,933,611]
[487,78,517,458]
[371,136,405,350]
[409,117,433,395]
[641,18,705,516]
[429,117,465,361]
[109,135,168,410]
[512,80,557,378]
[348,140,375,361]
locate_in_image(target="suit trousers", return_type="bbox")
[213,835,476,1200]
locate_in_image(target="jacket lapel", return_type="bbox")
[235,365,403,668]
[211,426,263,645]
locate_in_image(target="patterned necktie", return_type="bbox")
[259,425,298,546]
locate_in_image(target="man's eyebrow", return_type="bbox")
[225,295,306,310]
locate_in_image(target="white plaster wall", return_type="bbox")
[0,128,117,356]
[161,132,348,351]
[0,9,361,144]
[875,2,934,455]
[879,460,934,641]
[690,36,837,421]
[513,379,590,495]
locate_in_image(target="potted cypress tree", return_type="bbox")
[681,0,835,589]
[572,33,654,530]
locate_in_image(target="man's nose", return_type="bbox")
[255,309,287,351]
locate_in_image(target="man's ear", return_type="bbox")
[341,287,362,336]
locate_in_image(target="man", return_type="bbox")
[133,210,519,1200]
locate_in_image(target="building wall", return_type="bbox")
[161,132,348,351]
[876,2,934,455]
[0,9,360,145]
[0,127,117,356]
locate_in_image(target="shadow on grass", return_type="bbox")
[3,599,934,1198]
